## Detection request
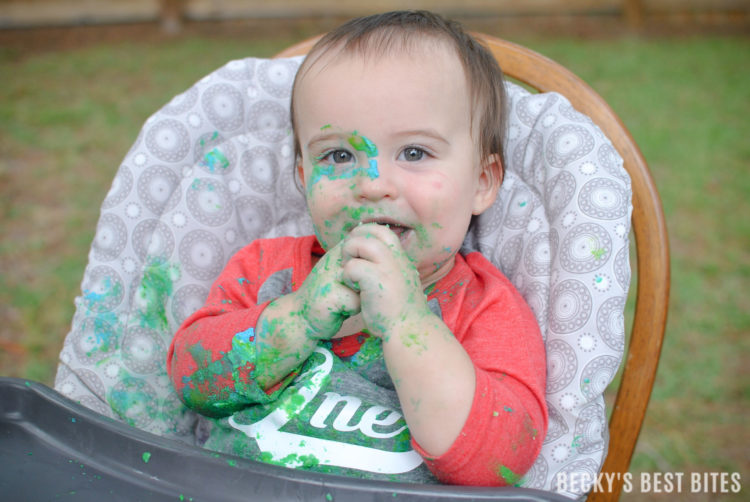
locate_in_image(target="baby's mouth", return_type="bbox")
[361,218,412,243]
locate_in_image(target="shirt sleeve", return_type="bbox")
[166,237,299,418]
[412,252,548,486]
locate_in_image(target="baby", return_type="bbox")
[168,10,547,486]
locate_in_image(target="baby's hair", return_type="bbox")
[290,10,508,187]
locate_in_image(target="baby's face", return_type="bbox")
[295,44,497,285]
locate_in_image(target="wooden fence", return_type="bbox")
[1,0,748,31]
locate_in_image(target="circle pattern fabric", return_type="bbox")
[55,56,631,499]
[137,166,181,215]
[185,178,234,227]
[132,219,175,262]
[145,119,191,163]
[550,279,593,334]
[201,83,245,131]
[92,213,128,262]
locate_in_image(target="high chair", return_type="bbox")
[8,31,667,501]
[480,33,668,502]
[277,33,670,501]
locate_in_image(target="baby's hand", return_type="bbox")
[294,241,360,340]
[341,223,430,339]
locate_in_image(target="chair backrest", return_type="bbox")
[278,33,670,502]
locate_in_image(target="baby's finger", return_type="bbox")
[347,222,403,249]
[341,234,389,267]
[341,273,361,293]
[341,256,379,294]
[302,281,361,339]
[331,282,361,317]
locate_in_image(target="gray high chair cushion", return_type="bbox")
[55,56,631,499]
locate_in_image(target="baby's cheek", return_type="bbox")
[310,196,350,249]
[308,183,345,212]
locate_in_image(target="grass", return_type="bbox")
[1,26,748,498]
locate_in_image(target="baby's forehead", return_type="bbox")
[295,44,472,117]
[291,34,479,145]
[301,35,462,80]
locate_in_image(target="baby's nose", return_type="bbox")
[353,160,399,202]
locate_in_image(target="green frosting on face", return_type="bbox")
[348,132,378,158]
[307,132,380,191]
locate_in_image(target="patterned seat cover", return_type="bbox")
[55,55,631,499]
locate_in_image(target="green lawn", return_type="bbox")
[1,27,748,497]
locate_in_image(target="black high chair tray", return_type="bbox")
[0,377,569,501]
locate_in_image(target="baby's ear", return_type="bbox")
[296,161,306,189]
[472,154,503,215]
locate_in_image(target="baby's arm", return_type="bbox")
[420,277,548,487]
[167,238,358,417]
[167,242,275,417]
[251,242,359,389]
[342,224,547,486]
[341,224,476,456]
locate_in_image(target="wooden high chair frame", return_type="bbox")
[276,33,670,502]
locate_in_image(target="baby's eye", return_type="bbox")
[399,147,426,162]
[320,149,355,165]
